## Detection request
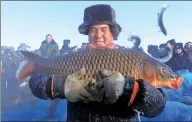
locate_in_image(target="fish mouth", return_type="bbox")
[171,76,184,89]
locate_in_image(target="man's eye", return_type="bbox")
[90,29,96,32]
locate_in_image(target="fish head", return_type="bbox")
[154,62,183,89]
[162,3,167,8]
[141,57,183,89]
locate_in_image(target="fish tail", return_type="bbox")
[18,51,42,81]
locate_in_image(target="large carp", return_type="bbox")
[18,48,183,89]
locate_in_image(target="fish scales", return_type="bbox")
[18,48,184,89]
[34,49,143,80]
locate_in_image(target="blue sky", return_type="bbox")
[1,1,192,51]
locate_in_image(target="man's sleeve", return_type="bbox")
[119,79,166,118]
[28,73,52,100]
[29,73,65,100]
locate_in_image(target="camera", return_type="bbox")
[63,39,70,49]
[63,39,70,45]
[159,44,167,49]
[147,45,158,54]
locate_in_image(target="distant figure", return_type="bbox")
[16,43,31,61]
[60,39,77,55]
[183,42,192,62]
[39,34,61,119]
[17,43,30,51]
[3,48,20,105]
[166,43,192,72]
[39,34,60,58]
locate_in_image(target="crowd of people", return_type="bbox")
[1,34,85,119]
[1,4,192,121]
[147,39,192,72]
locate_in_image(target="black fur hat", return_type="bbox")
[78,4,122,40]
[184,42,192,49]
[174,43,183,49]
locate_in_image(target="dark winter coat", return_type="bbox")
[39,40,60,58]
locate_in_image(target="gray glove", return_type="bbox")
[96,69,125,104]
[64,67,125,104]
[64,67,104,103]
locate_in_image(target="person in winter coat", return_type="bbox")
[28,4,166,122]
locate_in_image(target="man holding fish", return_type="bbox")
[17,4,183,122]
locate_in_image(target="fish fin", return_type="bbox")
[18,61,34,81]
[18,51,42,81]
[20,51,41,62]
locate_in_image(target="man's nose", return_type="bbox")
[96,30,102,38]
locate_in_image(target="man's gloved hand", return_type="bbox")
[30,68,126,104]
[95,69,125,104]
[64,68,126,104]
[64,67,104,103]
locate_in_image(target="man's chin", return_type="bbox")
[95,42,106,46]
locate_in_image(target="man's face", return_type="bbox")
[46,35,53,44]
[88,24,113,47]
[175,48,182,54]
